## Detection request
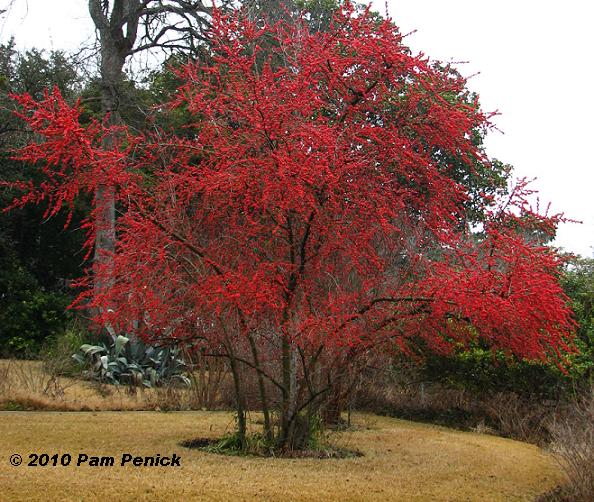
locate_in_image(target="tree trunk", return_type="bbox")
[88,1,138,335]
[280,335,295,448]
[93,45,122,335]
[228,350,247,450]
[247,332,273,443]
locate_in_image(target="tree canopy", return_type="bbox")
[3,4,575,449]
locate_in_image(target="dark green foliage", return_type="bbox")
[241,0,343,36]
[78,76,156,131]
[14,49,81,99]
[0,162,86,356]
[561,257,594,385]
[145,56,198,137]
[0,238,71,356]
[422,347,574,400]
[0,42,86,356]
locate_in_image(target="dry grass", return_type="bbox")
[0,411,562,501]
[549,389,594,501]
[0,359,149,411]
[0,360,566,500]
[356,373,560,445]
[0,359,218,412]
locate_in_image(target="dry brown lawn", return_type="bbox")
[0,359,199,411]
[0,410,562,501]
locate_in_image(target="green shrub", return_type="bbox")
[41,325,90,377]
[0,269,71,357]
[421,347,577,400]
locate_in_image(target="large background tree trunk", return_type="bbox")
[88,0,139,331]
[85,0,222,333]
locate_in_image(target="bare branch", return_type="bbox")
[88,0,110,30]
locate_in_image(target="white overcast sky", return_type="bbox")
[1,0,593,257]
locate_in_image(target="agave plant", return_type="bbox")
[72,335,190,388]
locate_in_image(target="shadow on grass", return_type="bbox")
[180,436,364,459]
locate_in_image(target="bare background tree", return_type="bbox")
[87,0,232,328]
